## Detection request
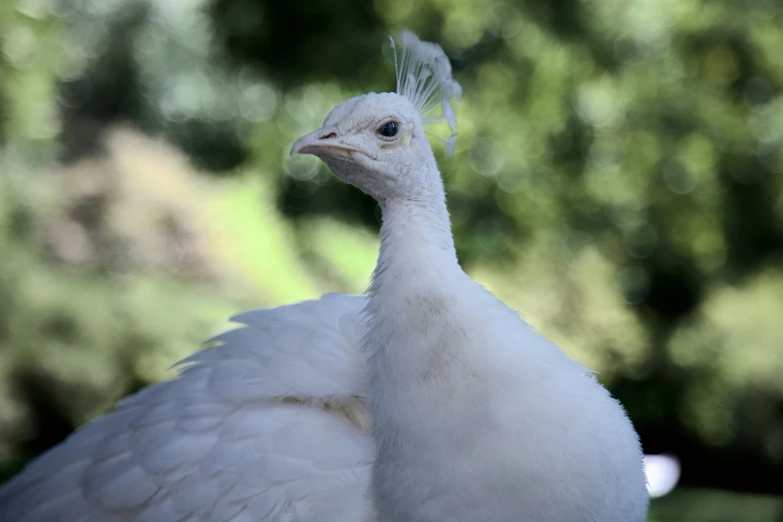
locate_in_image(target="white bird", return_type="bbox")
[0,31,649,522]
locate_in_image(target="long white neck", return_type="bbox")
[363,158,467,367]
[370,162,460,296]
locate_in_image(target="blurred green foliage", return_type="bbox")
[1,0,783,519]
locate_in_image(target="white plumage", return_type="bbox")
[0,294,372,522]
[0,31,650,521]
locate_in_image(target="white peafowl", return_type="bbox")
[0,31,650,522]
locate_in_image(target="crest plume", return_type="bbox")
[389,30,462,155]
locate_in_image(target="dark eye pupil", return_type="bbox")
[379,121,398,137]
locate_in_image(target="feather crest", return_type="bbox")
[389,30,461,155]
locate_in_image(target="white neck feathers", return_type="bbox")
[371,160,458,294]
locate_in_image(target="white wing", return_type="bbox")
[0,293,373,522]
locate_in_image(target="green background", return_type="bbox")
[1,0,782,520]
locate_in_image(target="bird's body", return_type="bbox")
[0,31,649,521]
[365,200,647,522]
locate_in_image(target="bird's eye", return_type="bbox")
[378,121,399,138]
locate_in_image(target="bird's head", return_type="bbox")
[291,31,460,203]
[290,92,432,200]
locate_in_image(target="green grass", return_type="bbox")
[649,487,783,522]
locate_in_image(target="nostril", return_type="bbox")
[319,132,337,140]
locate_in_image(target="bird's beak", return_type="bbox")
[290,127,359,159]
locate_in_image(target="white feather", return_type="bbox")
[390,30,461,155]
[0,294,372,522]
